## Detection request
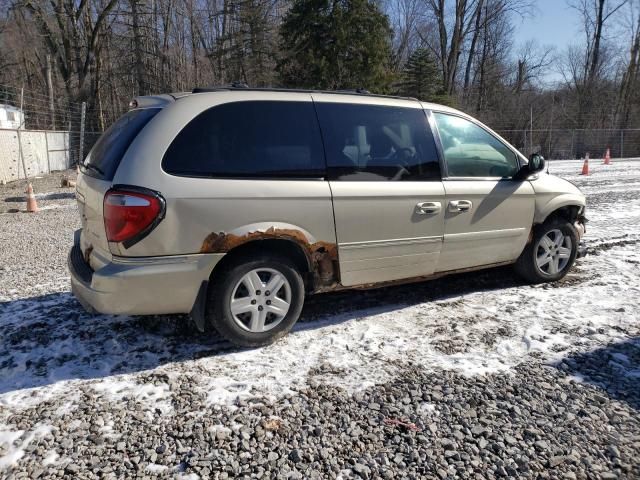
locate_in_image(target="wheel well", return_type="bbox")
[543,205,582,225]
[209,238,312,288]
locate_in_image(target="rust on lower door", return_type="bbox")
[200,227,339,289]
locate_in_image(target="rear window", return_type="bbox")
[162,101,325,178]
[83,108,160,180]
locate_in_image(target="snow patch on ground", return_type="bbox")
[0,424,52,469]
[188,241,636,405]
[145,463,169,473]
[41,450,58,466]
[0,159,638,412]
[92,379,173,415]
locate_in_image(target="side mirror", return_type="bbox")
[528,153,545,173]
[514,153,545,180]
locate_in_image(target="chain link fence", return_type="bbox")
[496,128,640,160]
[0,84,106,182]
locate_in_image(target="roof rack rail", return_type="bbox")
[335,88,371,95]
[190,85,417,101]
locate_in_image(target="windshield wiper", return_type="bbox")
[83,163,105,176]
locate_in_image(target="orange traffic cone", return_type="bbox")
[580,154,590,175]
[603,148,611,165]
[25,183,38,212]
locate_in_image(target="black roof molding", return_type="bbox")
[190,85,417,101]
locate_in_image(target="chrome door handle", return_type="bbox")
[449,200,473,212]
[416,201,442,215]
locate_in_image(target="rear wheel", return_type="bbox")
[515,218,579,284]
[207,255,305,347]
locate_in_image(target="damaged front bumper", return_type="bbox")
[575,215,588,258]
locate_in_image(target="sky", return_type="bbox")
[513,0,583,85]
[514,0,580,50]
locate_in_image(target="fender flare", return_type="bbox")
[534,194,586,224]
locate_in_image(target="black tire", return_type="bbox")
[514,218,579,284]
[207,255,305,347]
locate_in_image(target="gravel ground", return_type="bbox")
[0,160,639,479]
[0,170,79,302]
[0,170,78,215]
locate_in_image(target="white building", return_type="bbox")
[0,104,25,129]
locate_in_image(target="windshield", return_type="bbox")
[82,108,160,180]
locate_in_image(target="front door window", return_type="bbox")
[434,113,519,178]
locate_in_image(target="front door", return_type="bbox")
[313,96,445,286]
[432,112,536,272]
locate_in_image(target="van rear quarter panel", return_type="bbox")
[110,92,337,259]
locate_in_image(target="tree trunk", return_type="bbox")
[616,17,640,129]
[131,0,148,95]
[463,0,484,94]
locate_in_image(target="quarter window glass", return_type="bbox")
[315,103,440,181]
[84,108,160,180]
[434,113,519,178]
[163,101,325,178]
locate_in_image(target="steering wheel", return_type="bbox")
[389,147,414,180]
[394,147,414,161]
[391,165,410,181]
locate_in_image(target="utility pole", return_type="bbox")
[530,105,534,155]
[79,102,86,165]
[46,54,56,130]
[17,87,28,181]
[548,99,554,159]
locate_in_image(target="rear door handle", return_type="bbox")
[416,201,442,215]
[449,200,473,212]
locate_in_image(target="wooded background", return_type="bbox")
[0,0,639,159]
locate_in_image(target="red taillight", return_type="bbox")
[104,189,163,244]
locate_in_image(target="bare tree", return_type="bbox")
[420,0,533,96]
[423,0,480,95]
[463,0,533,92]
[21,0,120,104]
[513,40,555,94]
[386,0,423,70]
[568,0,629,85]
[616,0,640,128]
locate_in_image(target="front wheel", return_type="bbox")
[207,255,305,347]
[515,218,579,284]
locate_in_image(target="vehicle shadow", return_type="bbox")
[554,337,640,411]
[0,266,525,395]
[4,192,75,202]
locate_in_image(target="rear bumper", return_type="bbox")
[68,230,224,315]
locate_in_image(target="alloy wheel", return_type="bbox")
[229,268,292,333]
[535,229,573,276]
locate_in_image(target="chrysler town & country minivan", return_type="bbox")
[69,87,587,346]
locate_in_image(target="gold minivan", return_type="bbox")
[69,87,587,346]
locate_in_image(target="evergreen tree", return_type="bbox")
[277,0,392,91]
[396,48,446,102]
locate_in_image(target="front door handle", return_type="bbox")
[416,201,442,215]
[449,200,473,212]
